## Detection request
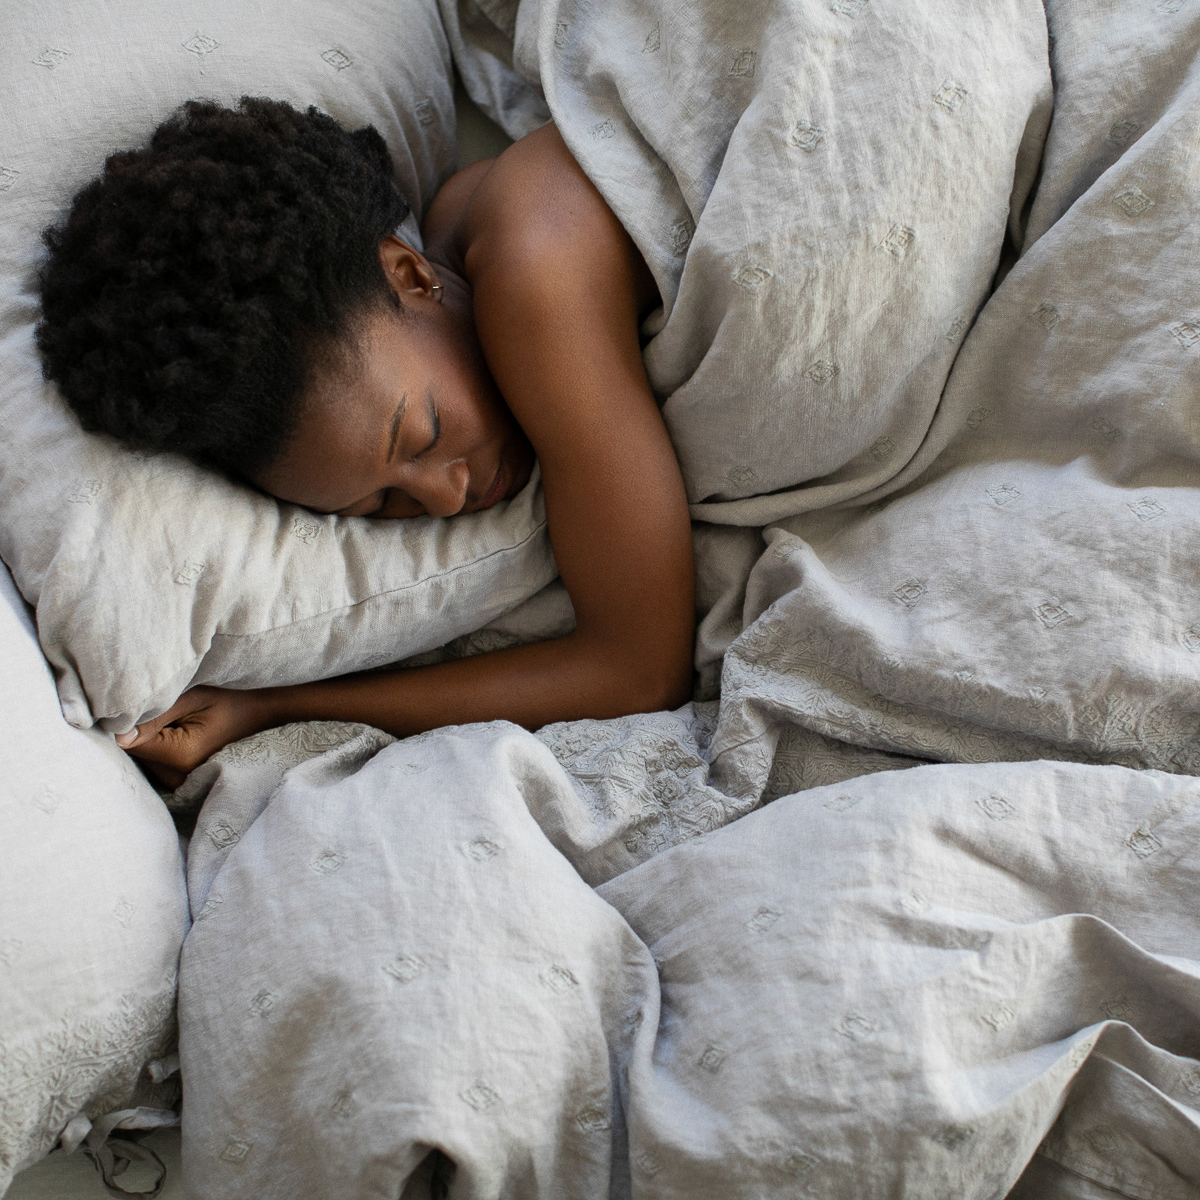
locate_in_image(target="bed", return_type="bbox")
[4,0,1200,1197]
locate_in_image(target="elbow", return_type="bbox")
[613,649,693,716]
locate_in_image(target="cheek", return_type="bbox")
[375,489,427,520]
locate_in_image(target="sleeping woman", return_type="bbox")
[36,97,695,788]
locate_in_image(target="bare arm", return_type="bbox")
[123,125,694,783]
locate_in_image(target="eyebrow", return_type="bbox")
[328,392,408,516]
[386,393,408,462]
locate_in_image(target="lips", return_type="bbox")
[475,460,510,511]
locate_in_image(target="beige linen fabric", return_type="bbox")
[0,563,189,1192]
[176,721,1200,1198]
[167,0,1200,1193]
[516,0,1053,523]
[0,0,554,734]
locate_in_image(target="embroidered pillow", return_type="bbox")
[0,562,189,1187]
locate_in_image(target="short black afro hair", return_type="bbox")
[36,96,412,478]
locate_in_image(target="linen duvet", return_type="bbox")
[173,0,1200,1195]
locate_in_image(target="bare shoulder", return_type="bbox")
[419,157,496,266]
[458,124,657,321]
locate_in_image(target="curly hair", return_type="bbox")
[36,96,412,477]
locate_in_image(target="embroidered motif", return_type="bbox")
[933,1124,975,1149]
[836,1012,881,1040]
[976,794,1015,821]
[32,784,62,815]
[590,119,616,141]
[823,794,860,812]
[219,1136,252,1163]
[981,1003,1016,1031]
[1127,828,1162,858]
[173,560,206,586]
[893,579,927,610]
[729,49,757,78]
[987,483,1021,507]
[382,954,425,984]
[1030,302,1061,330]
[31,47,71,69]
[643,23,661,52]
[733,263,773,292]
[805,359,839,384]
[309,849,345,875]
[460,1080,501,1111]
[540,964,579,994]
[206,820,241,850]
[68,480,103,505]
[182,33,219,56]
[1113,186,1154,216]
[635,1152,663,1175]
[788,122,825,151]
[248,990,278,1017]
[462,837,501,862]
[1034,601,1072,629]
[1169,321,1200,348]
[670,217,695,256]
[1128,497,1165,522]
[745,905,781,934]
[933,81,969,112]
[0,987,176,1172]
[291,516,321,544]
[1107,117,1142,145]
[575,1104,611,1133]
[697,1044,727,1072]
[321,47,353,71]
[880,224,915,257]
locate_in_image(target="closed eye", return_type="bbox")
[414,403,440,459]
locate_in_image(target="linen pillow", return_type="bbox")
[0,561,190,1189]
[0,0,554,733]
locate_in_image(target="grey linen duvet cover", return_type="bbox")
[172,0,1200,1195]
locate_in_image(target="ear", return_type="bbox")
[378,236,439,301]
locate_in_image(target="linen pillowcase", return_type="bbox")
[0,561,190,1189]
[0,0,554,733]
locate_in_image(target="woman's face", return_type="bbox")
[253,240,534,520]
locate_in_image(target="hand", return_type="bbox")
[115,686,273,789]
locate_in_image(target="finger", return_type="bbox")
[125,723,193,767]
[116,713,173,750]
[114,691,206,750]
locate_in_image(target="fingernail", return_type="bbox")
[115,731,137,748]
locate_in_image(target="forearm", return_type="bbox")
[254,630,693,740]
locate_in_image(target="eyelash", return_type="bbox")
[414,406,440,459]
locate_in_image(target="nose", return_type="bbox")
[410,459,470,518]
